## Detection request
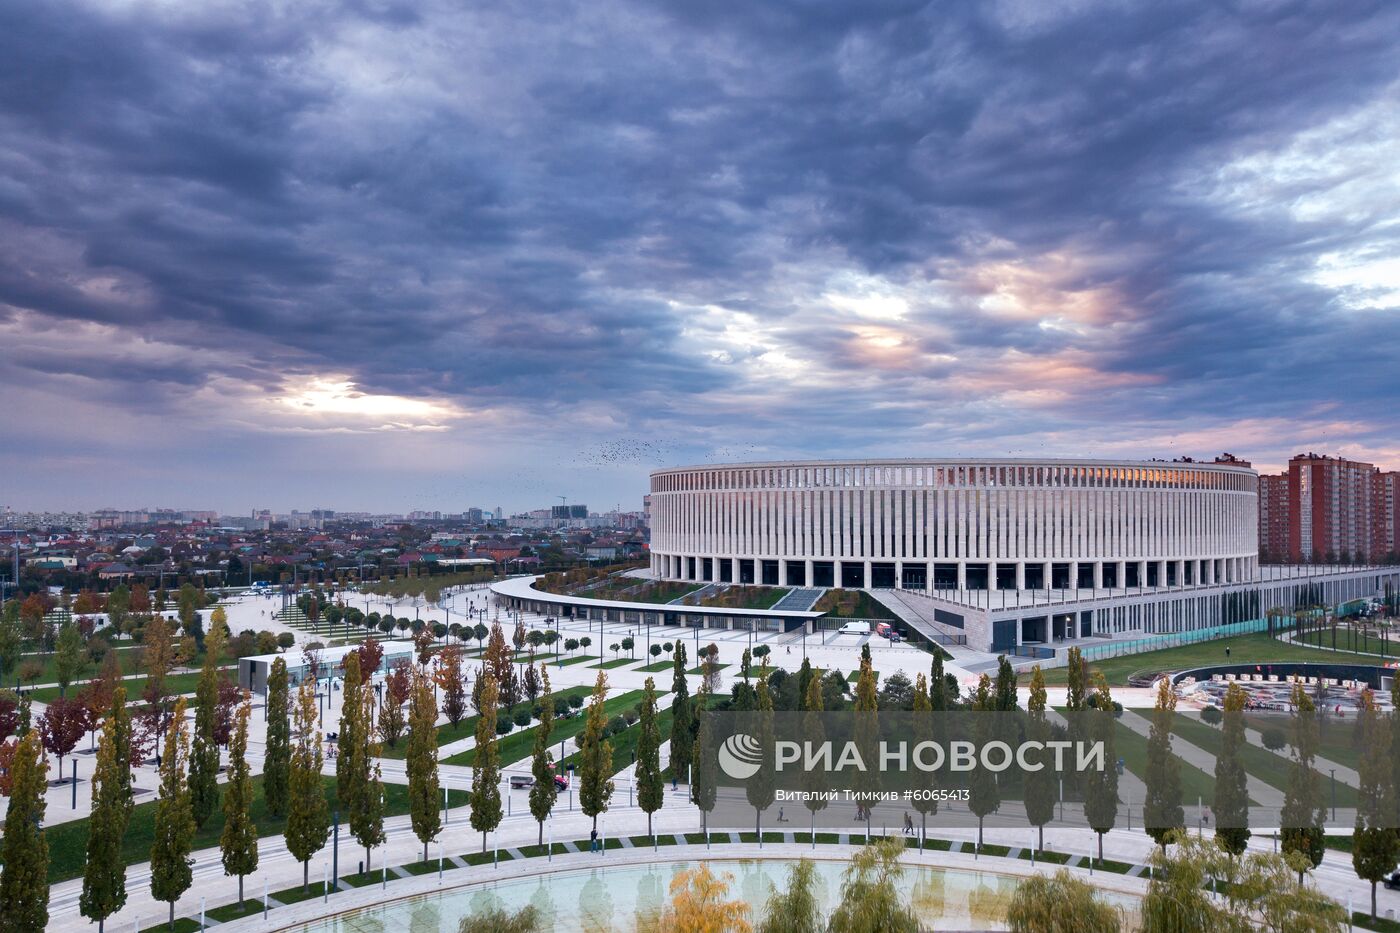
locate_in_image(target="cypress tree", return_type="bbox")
[150,697,195,931]
[285,678,329,890]
[0,730,49,930]
[668,643,692,782]
[529,668,558,846]
[1354,688,1399,920]
[470,672,503,851]
[1214,681,1250,858]
[967,674,999,849]
[1023,667,1055,853]
[993,654,1017,711]
[578,670,615,833]
[1281,682,1325,883]
[1083,674,1119,863]
[1065,647,1087,711]
[852,657,880,832]
[406,667,441,862]
[930,653,948,711]
[1143,677,1184,852]
[691,682,717,834]
[220,693,258,908]
[189,622,226,829]
[81,686,134,933]
[635,676,664,836]
[263,657,291,818]
[910,674,937,843]
[747,663,777,835]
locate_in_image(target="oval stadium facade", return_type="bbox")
[649,458,1259,593]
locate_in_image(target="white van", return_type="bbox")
[837,621,871,636]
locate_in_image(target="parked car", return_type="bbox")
[838,621,871,636]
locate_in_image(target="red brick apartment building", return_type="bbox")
[1258,453,1400,563]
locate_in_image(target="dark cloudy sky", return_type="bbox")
[3,0,1399,515]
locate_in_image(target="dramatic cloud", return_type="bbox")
[1,0,1399,512]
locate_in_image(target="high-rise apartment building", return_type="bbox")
[1374,471,1400,560]
[1258,473,1290,562]
[1257,453,1394,563]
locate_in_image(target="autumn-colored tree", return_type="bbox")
[136,615,179,759]
[434,644,468,729]
[40,695,89,778]
[578,670,615,833]
[354,636,385,680]
[655,864,752,933]
[380,658,411,747]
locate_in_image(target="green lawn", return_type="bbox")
[1168,716,1357,807]
[556,654,600,667]
[583,581,706,605]
[44,774,470,884]
[377,685,593,760]
[29,668,233,704]
[1112,720,1221,807]
[1023,632,1396,687]
[687,663,729,675]
[592,657,637,670]
[1296,625,1397,658]
[639,659,675,672]
[446,688,648,767]
[701,586,790,611]
[563,694,723,776]
[814,589,900,620]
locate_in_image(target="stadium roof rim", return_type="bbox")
[651,456,1257,475]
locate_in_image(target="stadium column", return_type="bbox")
[1015,561,1026,591]
[863,560,873,589]
[988,561,998,591]
[805,560,814,589]
[1092,561,1103,590]
[956,562,967,591]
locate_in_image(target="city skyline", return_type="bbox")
[3,2,1400,513]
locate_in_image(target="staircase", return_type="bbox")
[771,587,824,612]
[865,588,972,652]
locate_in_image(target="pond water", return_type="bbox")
[294,856,1139,932]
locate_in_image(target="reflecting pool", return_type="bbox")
[294,856,1139,931]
